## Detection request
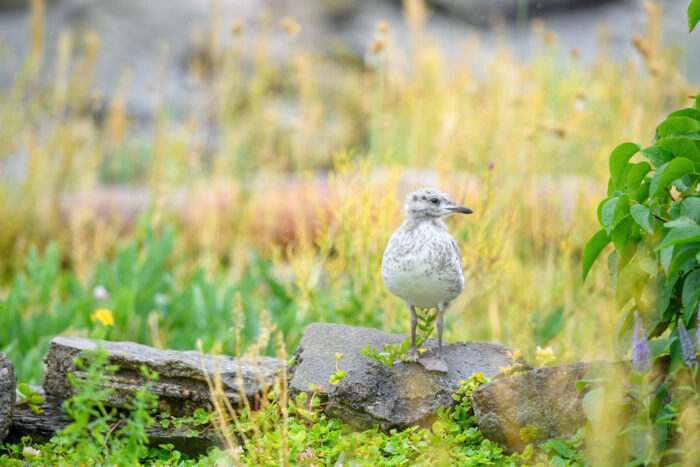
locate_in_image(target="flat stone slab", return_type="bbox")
[471,361,590,453]
[289,323,528,431]
[8,387,221,456]
[0,353,16,443]
[43,337,285,417]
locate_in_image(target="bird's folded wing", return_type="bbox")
[450,237,462,266]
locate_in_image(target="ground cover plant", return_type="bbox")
[1,0,700,464]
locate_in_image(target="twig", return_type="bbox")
[104,419,122,447]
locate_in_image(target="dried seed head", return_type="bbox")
[281,17,300,37]
[231,19,243,36]
[369,38,385,54]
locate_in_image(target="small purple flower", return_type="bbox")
[297,448,315,462]
[632,312,650,372]
[678,319,698,367]
[487,161,495,170]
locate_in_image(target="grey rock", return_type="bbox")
[0,353,17,443]
[289,323,528,431]
[427,0,618,25]
[471,361,589,453]
[43,336,285,417]
[8,387,221,456]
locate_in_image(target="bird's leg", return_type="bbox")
[419,302,449,373]
[404,303,419,363]
[437,304,444,358]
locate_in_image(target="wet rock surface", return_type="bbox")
[8,387,221,456]
[289,322,528,431]
[43,337,285,417]
[471,361,590,453]
[0,353,17,443]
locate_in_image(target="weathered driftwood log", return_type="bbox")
[43,337,285,417]
[8,387,222,456]
[0,353,17,443]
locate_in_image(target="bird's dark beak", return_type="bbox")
[450,205,474,214]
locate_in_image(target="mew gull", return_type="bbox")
[381,187,473,373]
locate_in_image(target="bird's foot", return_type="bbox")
[418,356,448,373]
[403,351,419,363]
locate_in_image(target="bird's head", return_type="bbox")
[404,187,473,220]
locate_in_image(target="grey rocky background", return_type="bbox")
[289,322,530,431]
[43,336,285,417]
[0,353,17,443]
[0,0,697,122]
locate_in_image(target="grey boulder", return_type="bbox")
[289,323,528,431]
[0,353,17,443]
[471,361,589,453]
[43,336,285,417]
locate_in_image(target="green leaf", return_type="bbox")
[611,216,633,253]
[609,142,641,189]
[642,146,674,168]
[630,204,653,233]
[547,439,575,459]
[612,194,630,228]
[626,161,652,191]
[657,221,700,250]
[582,229,611,282]
[601,197,619,234]
[681,269,700,319]
[689,0,700,32]
[678,197,700,223]
[649,157,695,198]
[649,337,674,358]
[667,243,700,281]
[616,262,649,310]
[657,116,700,138]
[657,137,700,167]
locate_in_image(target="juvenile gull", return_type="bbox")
[381,188,473,373]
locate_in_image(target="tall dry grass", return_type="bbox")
[0,0,695,366]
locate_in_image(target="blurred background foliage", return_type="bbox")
[0,0,697,384]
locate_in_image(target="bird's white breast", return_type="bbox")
[381,220,464,309]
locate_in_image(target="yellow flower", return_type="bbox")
[506,349,522,362]
[500,366,513,377]
[91,309,114,327]
[418,348,428,354]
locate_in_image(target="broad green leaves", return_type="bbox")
[582,229,611,281]
[649,158,694,198]
[656,117,700,138]
[689,0,700,32]
[584,104,700,357]
[630,205,653,233]
[609,143,640,190]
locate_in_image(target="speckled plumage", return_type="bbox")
[381,217,464,309]
[381,187,473,372]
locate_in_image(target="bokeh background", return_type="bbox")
[1,0,698,384]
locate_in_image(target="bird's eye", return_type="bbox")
[430,198,439,204]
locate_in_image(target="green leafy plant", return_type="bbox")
[583,94,700,364]
[360,308,436,366]
[14,383,45,415]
